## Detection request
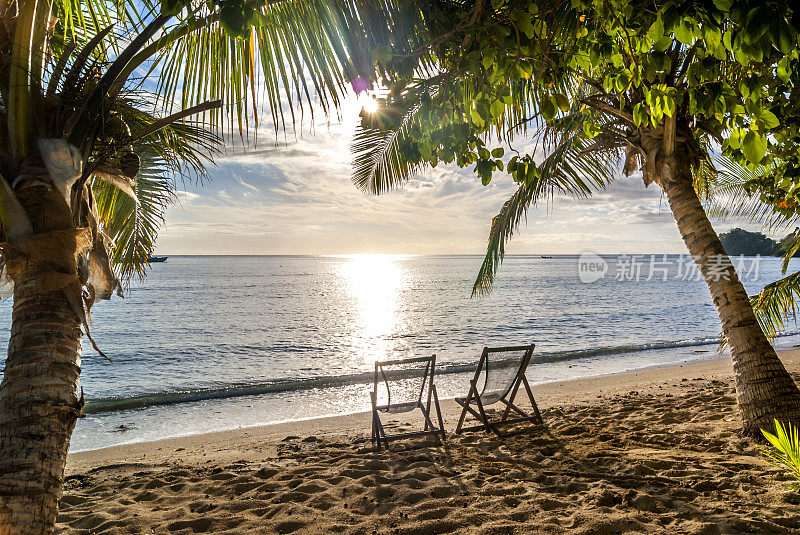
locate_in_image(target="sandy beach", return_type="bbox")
[57,350,800,534]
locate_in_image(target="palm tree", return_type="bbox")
[0,0,381,532]
[350,1,800,440]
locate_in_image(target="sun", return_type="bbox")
[361,97,379,114]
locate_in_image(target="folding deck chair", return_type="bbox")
[455,344,544,436]
[371,355,446,450]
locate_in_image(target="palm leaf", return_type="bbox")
[761,419,800,490]
[751,271,800,340]
[472,121,618,296]
[93,93,220,282]
[94,162,174,283]
[706,156,797,231]
[130,0,392,136]
[351,104,423,194]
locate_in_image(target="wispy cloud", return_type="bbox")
[156,96,767,255]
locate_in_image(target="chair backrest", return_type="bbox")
[472,344,535,405]
[373,355,436,413]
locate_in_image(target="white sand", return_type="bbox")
[57,351,800,534]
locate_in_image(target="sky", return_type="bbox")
[155,94,768,256]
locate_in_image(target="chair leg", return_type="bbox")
[499,397,531,417]
[373,417,383,450]
[418,402,438,436]
[433,385,446,442]
[502,369,529,423]
[370,392,377,447]
[456,383,478,434]
[371,392,388,450]
[522,376,544,425]
[473,392,500,436]
[374,416,384,450]
[424,381,434,432]
[382,423,390,449]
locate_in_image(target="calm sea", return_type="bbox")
[1,254,799,452]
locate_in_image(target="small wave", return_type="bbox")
[83,331,800,415]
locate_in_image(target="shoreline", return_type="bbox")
[69,337,747,453]
[67,348,747,471]
[81,336,740,416]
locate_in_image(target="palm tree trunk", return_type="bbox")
[662,157,800,436]
[0,180,84,534]
[0,275,82,535]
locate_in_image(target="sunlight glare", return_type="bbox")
[339,254,406,363]
[360,95,379,114]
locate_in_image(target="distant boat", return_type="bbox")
[148,256,168,263]
[540,255,553,259]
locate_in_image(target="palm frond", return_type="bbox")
[706,156,797,230]
[472,112,619,296]
[94,161,174,283]
[43,0,430,147]
[751,271,800,340]
[351,104,423,194]
[131,0,410,137]
[778,231,800,274]
[92,93,220,282]
[761,419,800,491]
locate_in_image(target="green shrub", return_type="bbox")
[761,419,800,490]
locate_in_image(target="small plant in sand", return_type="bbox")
[761,420,800,490]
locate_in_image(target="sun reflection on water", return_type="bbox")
[338,254,408,364]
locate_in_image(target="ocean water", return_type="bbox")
[1,254,799,452]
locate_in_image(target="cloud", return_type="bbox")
[155,96,734,255]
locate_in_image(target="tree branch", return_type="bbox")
[580,97,635,127]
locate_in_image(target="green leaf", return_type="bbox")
[769,18,795,54]
[582,121,601,138]
[743,130,767,164]
[712,0,733,11]
[647,15,665,43]
[219,4,250,39]
[743,7,771,45]
[674,19,695,44]
[662,95,676,117]
[653,34,672,52]
[614,70,631,92]
[759,109,780,130]
[778,56,793,83]
[491,147,504,158]
[470,107,485,127]
[482,48,496,69]
[540,98,556,121]
[633,102,648,127]
[490,99,505,119]
[723,29,733,50]
[477,160,494,185]
[554,93,570,112]
[515,13,535,39]
[726,127,745,150]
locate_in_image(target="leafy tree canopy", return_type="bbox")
[353,0,800,290]
[719,227,779,256]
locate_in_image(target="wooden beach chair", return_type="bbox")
[455,344,544,436]
[371,355,446,450]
